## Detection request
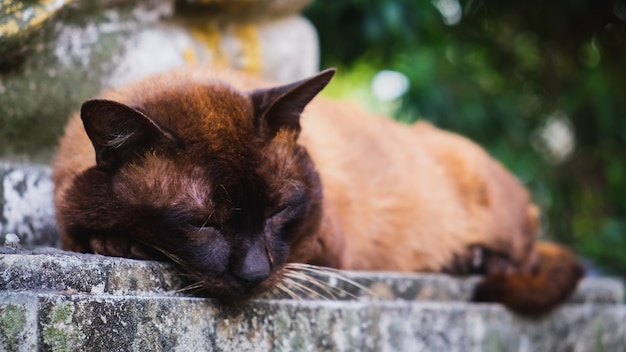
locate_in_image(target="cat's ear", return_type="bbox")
[250,68,336,139]
[81,99,175,171]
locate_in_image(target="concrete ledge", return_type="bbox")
[2,291,626,351]
[1,251,625,351]
[0,250,183,296]
[2,251,623,304]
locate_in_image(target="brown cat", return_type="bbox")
[53,67,583,316]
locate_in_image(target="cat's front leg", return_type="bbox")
[88,234,158,260]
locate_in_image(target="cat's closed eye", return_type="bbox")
[268,205,288,218]
[163,209,219,231]
[186,219,220,230]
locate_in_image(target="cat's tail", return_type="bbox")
[473,241,584,317]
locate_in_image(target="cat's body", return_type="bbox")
[54,67,583,315]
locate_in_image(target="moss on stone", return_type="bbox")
[594,321,607,352]
[0,303,26,346]
[42,326,71,352]
[49,301,75,324]
[42,301,82,352]
[483,328,508,352]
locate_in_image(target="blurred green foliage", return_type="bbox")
[305,0,626,275]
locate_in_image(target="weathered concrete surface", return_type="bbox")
[0,251,184,296]
[2,251,623,305]
[0,163,56,247]
[0,0,318,159]
[1,285,626,351]
[1,251,625,351]
[0,284,626,351]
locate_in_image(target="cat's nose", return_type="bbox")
[235,241,271,284]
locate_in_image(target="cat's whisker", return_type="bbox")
[267,285,281,297]
[137,242,208,288]
[286,262,347,275]
[172,271,195,279]
[197,211,216,235]
[134,239,186,267]
[176,281,205,294]
[288,180,305,197]
[274,282,302,300]
[284,270,357,299]
[161,252,187,269]
[282,270,341,299]
[284,263,376,299]
[280,274,325,299]
[218,184,233,204]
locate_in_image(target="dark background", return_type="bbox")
[305,0,626,276]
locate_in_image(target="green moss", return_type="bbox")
[290,334,306,351]
[594,321,606,352]
[42,326,71,352]
[49,302,75,324]
[0,304,27,345]
[275,314,289,331]
[42,302,79,352]
[482,328,507,352]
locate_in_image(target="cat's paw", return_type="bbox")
[89,234,155,260]
[445,245,485,275]
[445,245,517,275]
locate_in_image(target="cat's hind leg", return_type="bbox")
[472,241,584,317]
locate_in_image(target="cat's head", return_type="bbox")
[67,69,335,301]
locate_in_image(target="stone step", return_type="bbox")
[1,250,625,351]
[1,250,623,305]
[2,286,626,351]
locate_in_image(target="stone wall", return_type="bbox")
[0,163,56,247]
[1,249,625,351]
[0,0,317,159]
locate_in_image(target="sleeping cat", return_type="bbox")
[53,67,583,316]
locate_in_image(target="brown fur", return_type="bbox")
[53,66,583,315]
